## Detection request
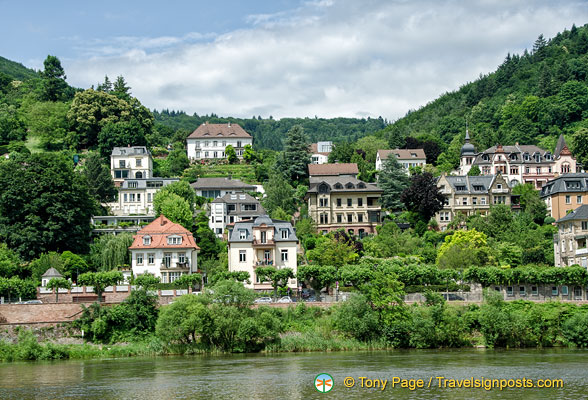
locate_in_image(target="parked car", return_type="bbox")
[304,296,317,302]
[254,297,272,304]
[277,296,293,303]
[442,294,464,301]
[24,300,43,304]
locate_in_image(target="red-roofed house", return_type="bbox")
[308,163,359,178]
[129,215,200,283]
[186,122,253,160]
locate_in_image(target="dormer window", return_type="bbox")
[345,182,355,189]
[524,153,530,161]
[482,154,489,161]
[318,184,329,194]
[455,185,466,191]
[239,229,247,240]
[510,154,517,161]
[167,235,182,245]
[473,185,484,191]
[281,229,289,239]
[358,182,366,189]
[334,183,343,189]
[545,153,551,161]
[143,236,151,245]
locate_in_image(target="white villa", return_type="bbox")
[129,215,200,283]
[107,178,179,216]
[187,122,253,160]
[110,146,153,182]
[227,216,298,291]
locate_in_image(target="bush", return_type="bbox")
[563,312,588,347]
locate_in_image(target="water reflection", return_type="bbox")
[0,349,585,399]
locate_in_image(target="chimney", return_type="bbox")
[160,217,167,226]
[228,121,231,127]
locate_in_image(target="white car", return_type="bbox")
[254,297,272,304]
[277,296,293,303]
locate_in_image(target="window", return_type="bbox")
[347,214,353,223]
[213,151,218,158]
[281,229,289,239]
[497,184,502,190]
[578,196,583,204]
[319,198,328,207]
[320,213,329,224]
[358,214,363,222]
[337,198,342,207]
[582,221,588,231]
[239,250,246,262]
[128,181,138,188]
[137,253,144,265]
[319,184,329,194]
[168,271,181,283]
[531,286,538,295]
[552,286,558,296]
[222,141,226,147]
[143,236,151,245]
[519,286,526,296]
[358,198,363,207]
[242,204,257,211]
[510,167,519,175]
[129,193,136,202]
[137,193,141,201]
[204,152,209,158]
[462,198,468,205]
[147,193,152,202]
[168,236,182,245]
[507,286,513,296]
[281,249,288,262]
[124,193,128,202]
[237,141,242,148]
[337,214,342,223]
[163,253,171,268]
[472,197,477,205]
[574,286,582,298]
[178,253,186,264]
[114,170,129,179]
[216,228,222,234]
[239,230,247,240]
[347,198,352,207]
[119,160,126,168]
[136,159,142,167]
[204,141,209,147]
[562,285,569,296]
[481,197,487,205]
[566,195,571,204]
[261,231,267,243]
[213,141,217,147]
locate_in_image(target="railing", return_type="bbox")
[255,260,274,266]
[160,262,189,269]
[576,248,588,256]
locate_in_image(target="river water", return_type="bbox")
[0,349,585,399]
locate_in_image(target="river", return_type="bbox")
[0,349,585,399]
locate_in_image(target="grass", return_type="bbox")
[199,163,258,184]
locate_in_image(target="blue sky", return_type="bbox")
[1,0,587,119]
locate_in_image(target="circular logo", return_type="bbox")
[315,373,334,393]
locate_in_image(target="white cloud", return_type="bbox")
[65,0,588,120]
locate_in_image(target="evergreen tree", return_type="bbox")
[96,75,113,93]
[467,165,481,176]
[40,55,68,102]
[82,152,117,203]
[277,125,310,184]
[262,172,295,215]
[112,75,131,101]
[378,157,410,211]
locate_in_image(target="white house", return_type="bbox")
[191,177,256,199]
[110,146,153,182]
[187,122,253,160]
[107,178,179,216]
[310,141,332,164]
[375,149,427,173]
[227,216,298,291]
[209,193,265,237]
[129,215,200,283]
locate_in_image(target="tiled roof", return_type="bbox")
[540,173,588,198]
[308,163,359,176]
[42,267,63,278]
[556,204,588,223]
[129,215,200,250]
[307,176,382,193]
[377,149,426,160]
[191,177,256,190]
[187,123,251,139]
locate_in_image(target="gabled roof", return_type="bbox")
[308,163,359,176]
[556,205,588,223]
[129,215,199,250]
[191,177,256,190]
[377,149,426,160]
[187,123,252,139]
[540,173,588,198]
[554,134,572,158]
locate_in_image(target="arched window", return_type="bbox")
[135,171,143,179]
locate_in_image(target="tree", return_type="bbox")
[82,152,117,203]
[225,145,238,164]
[401,172,445,223]
[276,125,310,184]
[512,183,547,224]
[193,212,223,261]
[467,165,481,176]
[0,153,95,260]
[436,229,491,268]
[47,277,71,303]
[77,271,124,303]
[153,192,193,230]
[0,277,37,302]
[167,145,190,176]
[96,75,113,93]
[0,243,22,278]
[262,172,295,215]
[133,274,160,290]
[156,180,198,213]
[40,55,67,101]
[378,156,410,211]
[242,144,258,164]
[112,76,131,101]
[89,233,133,271]
[60,251,91,282]
[297,264,337,301]
[572,127,588,169]
[354,136,388,163]
[328,142,354,163]
[255,266,295,300]
[174,273,202,291]
[97,120,147,158]
[0,103,26,145]
[23,101,69,150]
[306,235,359,268]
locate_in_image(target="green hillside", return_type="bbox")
[0,56,38,81]
[376,23,588,172]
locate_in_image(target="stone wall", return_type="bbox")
[0,303,84,324]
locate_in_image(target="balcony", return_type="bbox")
[577,248,588,256]
[255,260,274,266]
[491,188,509,194]
[161,262,189,270]
[252,239,275,247]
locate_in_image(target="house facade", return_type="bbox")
[110,146,153,182]
[553,205,588,267]
[227,216,298,291]
[107,178,179,216]
[310,141,333,164]
[375,149,427,173]
[436,174,516,230]
[540,173,588,220]
[191,177,256,199]
[129,215,200,283]
[209,193,265,237]
[458,132,577,189]
[306,175,383,236]
[186,122,253,160]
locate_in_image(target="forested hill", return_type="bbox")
[153,110,387,150]
[376,23,588,172]
[0,56,39,81]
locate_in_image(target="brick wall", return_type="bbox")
[0,303,84,324]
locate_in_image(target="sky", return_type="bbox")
[1,0,588,120]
